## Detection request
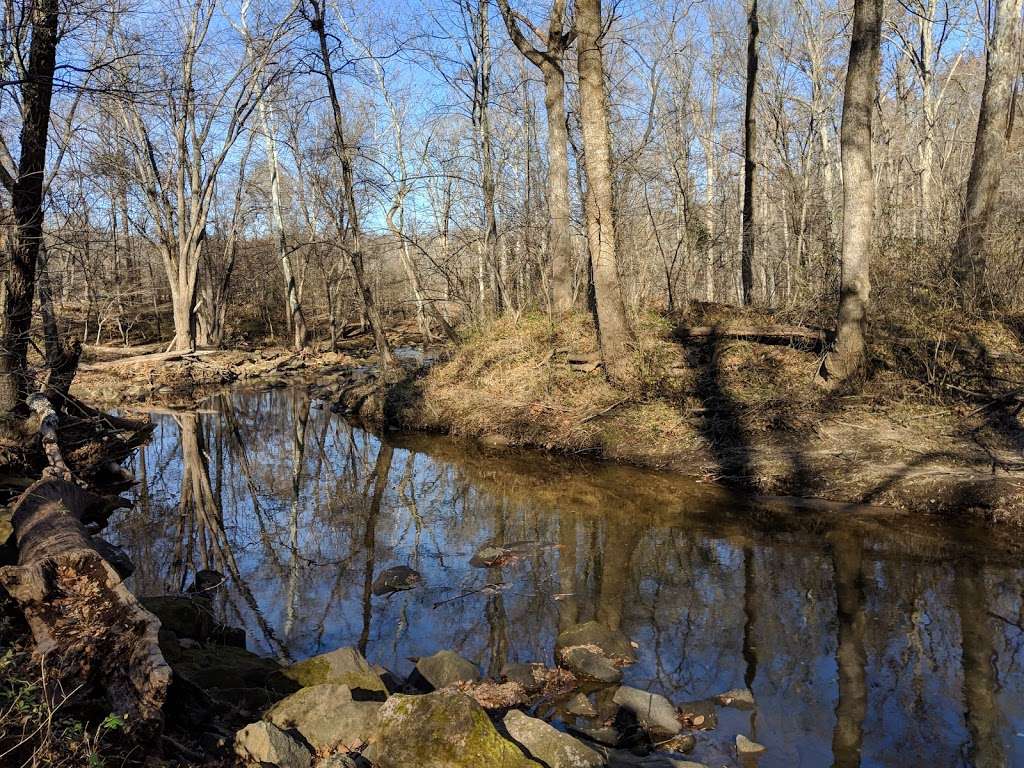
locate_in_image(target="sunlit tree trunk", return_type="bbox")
[576,0,632,382]
[952,0,1024,306]
[260,100,308,351]
[497,0,574,315]
[822,0,882,388]
[740,0,759,306]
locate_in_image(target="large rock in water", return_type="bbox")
[367,691,539,768]
[282,647,386,697]
[612,686,681,737]
[555,622,636,683]
[558,645,622,683]
[264,684,381,752]
[555,621,637,663]
[502,709,603,768]
[235,721,311,768]
[412,649,480,690]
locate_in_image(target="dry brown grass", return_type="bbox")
[403,302,1023,489]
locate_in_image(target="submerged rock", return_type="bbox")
[371,565,423,596]
[412,649,480,690]
[235,721,311,768]
[502,709,603,768]
[564,691,597,717]
[612,686,681,737]
[264,684,381,752]
[367,691,539,768]
[283,647,387,697]
[555,622,637,663]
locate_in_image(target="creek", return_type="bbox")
[110,384,1024,767]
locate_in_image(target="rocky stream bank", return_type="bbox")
[148,585,759,768]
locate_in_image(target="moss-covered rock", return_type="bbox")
[282,647,386,697]
[367,692,540,768]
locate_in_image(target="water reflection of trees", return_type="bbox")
[113,388,1024,768]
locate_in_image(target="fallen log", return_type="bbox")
[673,322,828,349]
[78,348,220,371]
[0,478,171,738]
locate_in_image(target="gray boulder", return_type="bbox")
[235,721,311,768]
[282,647,386,697]
[612,686,681,737]
[367,691,539,768]
[559,645,622,683]
[412,649,480,690]
[503,709,603,768]
[264,684,381,752]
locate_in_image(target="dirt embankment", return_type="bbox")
[391,310,1024,523]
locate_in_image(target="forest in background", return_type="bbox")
[2,0,1022,392]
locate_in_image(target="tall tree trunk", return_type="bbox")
[0,0,59,416]
[261,100,308,351]
[542,60,574,315]
[576,0,632,382]
[952,0,1024,306]
[305,0,396,370]
[740,0,759,306]
[496,0,574,316]
[821,0,882,388]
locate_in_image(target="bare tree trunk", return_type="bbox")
[497,0,574,316]
[952,0,1024,306]
[821,0,882,388]
[740,0,759,306]
[576,0,632,382]
[700,51,720,304]
[305,0,396,370]
[0,0,58,416]
[261,100,308,350]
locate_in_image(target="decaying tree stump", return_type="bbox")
[0,477,171,736]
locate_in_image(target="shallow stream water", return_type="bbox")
[111,385,1024,767]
